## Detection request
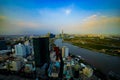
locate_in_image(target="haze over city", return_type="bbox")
[0,0,120,35]
[0,1,120,80]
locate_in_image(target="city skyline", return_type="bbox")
[0,0,120,35]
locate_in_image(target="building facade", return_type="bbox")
[15,43,26,57]
[32,37,50,67]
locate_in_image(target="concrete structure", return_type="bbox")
[24,62,35,72]
[10,60,23,71]
[82,66,93,78]
[0,50,11,54]
[25,45,32,55]
[15,43,26,57]
[62,46,69,58]
[50,51,56,62]
[24,40,32,55]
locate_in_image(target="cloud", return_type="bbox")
[64,14,120,34]
[0,16,7,32]
[82,15,120,27]
[87,15,97,19]
[0,20,43,35]
[15,21,40,28]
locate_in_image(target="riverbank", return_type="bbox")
[64,37,120,57]
[55,39,120,76]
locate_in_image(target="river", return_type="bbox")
[54,39,120,75]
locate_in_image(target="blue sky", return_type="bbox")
[0,0,120,35]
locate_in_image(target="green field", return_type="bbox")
[64,37,120,56]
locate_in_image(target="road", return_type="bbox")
[55,39,120,75]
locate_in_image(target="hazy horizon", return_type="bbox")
[0,0,120,35]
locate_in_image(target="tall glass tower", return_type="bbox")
[32,37,50,67]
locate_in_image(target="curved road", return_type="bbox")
[55,39,120,75]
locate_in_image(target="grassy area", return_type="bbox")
[64,37,120,56]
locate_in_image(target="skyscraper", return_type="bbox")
[62,46,69,58]
[24,40,32,55]
[15,43,26,57]
[32,37,49,67]
[62,30,64,38]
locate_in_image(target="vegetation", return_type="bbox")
[64,37,120,56]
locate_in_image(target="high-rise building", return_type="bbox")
[25,45,32,55]
[15,43,26,57]
[62,30,64,38]
[0,40,7,50]
[62,46,69,58]
[32,37,49,67]
[24,40,32,55]
[54,47,60,60]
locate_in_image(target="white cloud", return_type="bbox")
[88,15,97,19]
[83,14,97,21]
[63,14,120,34]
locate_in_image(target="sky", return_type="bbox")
[0,0,120,35]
